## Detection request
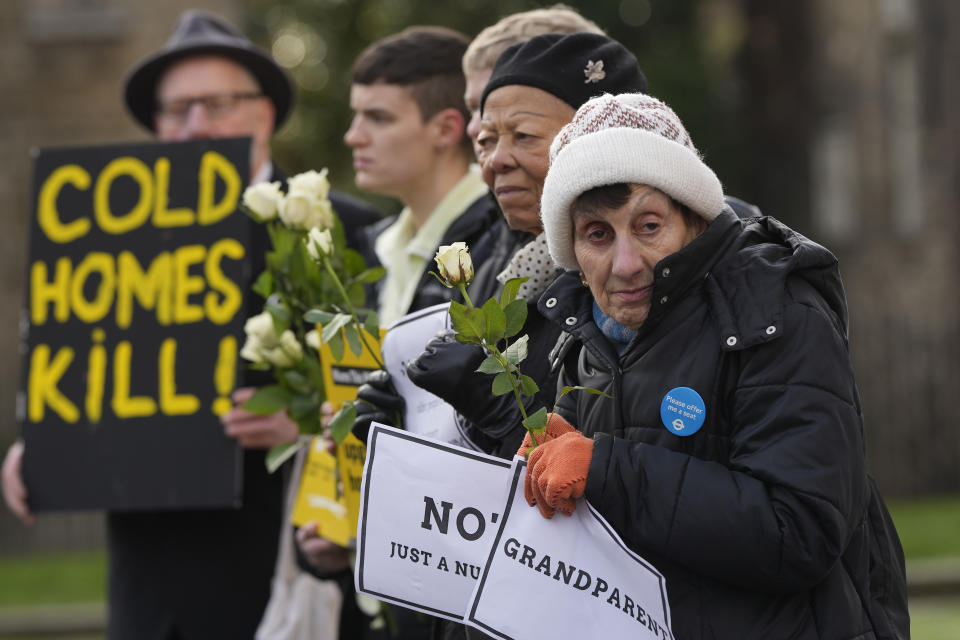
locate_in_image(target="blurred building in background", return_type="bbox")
[737,0,959,495]
[805,0,959,495]
[1,0,957,555]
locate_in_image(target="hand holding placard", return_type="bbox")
[355,425,675,639]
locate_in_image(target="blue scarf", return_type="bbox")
[592,302,636,354]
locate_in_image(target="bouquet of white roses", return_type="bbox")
[240,169,384,470]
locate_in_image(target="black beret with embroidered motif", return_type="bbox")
[481,32,647,114]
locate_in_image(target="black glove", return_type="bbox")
[406,330,531,439]
[351,370,404,445]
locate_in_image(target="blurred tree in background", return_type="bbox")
[243,0,760,219]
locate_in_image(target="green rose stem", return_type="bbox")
[456,282,473,308]
[322,257,385,371]
[318,251,403,439]
[456,282,541,450]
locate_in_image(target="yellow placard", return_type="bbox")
[290,432,367,546]
[337,431,366,529]
[290,325,384,544]
[290,436,352,545]
[318,325,387,409]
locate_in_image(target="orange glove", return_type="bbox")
[517,413,576,458]
[524,431,593,519]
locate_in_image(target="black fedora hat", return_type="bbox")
[124,10,294,132]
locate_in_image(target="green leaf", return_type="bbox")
[344,324,363,357]
[342,248,366,276]
[301,351,326,382]
[499,276,529,306]
[522,407,548,433]
[341,281,361,308]
[320,313,352,344]
[327,329,345,362]
[266,301,290,335]
[453,331,483,345]
[505,334,529,367]
[363,311,380,337]
[282,370,311,394]
[356,266,387,284]
[242,385,293,415]
[304,309,336,325]
[298,242,323,282]
[481,297,506,345]
[491,372,513,396]
[559,385,614,400]
[329,402,358,445]
[252,271,274,299]
[449,300,485,341]
[503,299,528,338]
[329,220,347,254]
[295,414,321,436]
[288,239,310,295]
[265,251,282,274]
[518,374,539,396]
[269,223,296,255]
[289,393,319,420]
[448,301,472,337]
[265,441,303,474]
[476,355,506,375]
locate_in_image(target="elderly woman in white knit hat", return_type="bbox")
[521,92,909,640]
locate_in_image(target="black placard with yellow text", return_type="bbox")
[19,137,252,511]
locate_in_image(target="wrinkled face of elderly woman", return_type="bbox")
[478,85,575,235]
[572,183,705,330]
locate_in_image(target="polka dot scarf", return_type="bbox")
[496,233,565,302]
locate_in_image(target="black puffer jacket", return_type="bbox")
[541,209,909,640]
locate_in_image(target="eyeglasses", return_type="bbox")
[155,92,265,123]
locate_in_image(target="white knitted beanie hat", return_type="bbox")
[541,92,725,270]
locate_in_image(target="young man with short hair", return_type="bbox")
[302,27,500,639]
[345,26,499,327]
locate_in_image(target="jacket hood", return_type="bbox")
[707,214,847,351]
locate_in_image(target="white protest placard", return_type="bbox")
[381,303,482,450]
[466,459,674,640]
[355,424,514,621]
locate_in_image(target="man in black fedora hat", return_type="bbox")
[123,8,293,182]
[2,9,380,639]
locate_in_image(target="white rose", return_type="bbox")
[287,169,330,201]
[244,311,280,348]
[306,226,334,261]
[242,181,283,222]
[239,335,265,364]
[434,242,474,286]
[305,196,335,231]
[355,592,382,617]
[278,189,315,229]
[264,330,303,367]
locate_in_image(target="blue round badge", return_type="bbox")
[659,387,706,437]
